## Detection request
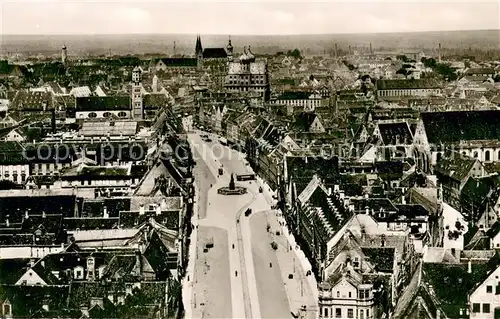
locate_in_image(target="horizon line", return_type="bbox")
[2,28,499,37]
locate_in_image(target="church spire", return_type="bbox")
[195,35,203,56]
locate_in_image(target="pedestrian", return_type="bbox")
[235,270,238,277]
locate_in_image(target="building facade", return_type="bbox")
[224,46,270,101]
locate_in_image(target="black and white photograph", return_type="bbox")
[0,0,499,318]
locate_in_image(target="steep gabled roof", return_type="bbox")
[435,151,477,182]
[293,112,318,132]
[378,122,413,145]
[421,110,500,144]
[158,58,197,67]
[377,79,442,90]
[75,96,131,111]
[203,48,227,59]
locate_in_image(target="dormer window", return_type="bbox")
[353,257,360,269]
[3,303,11,316]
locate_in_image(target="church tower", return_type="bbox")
[195,35,203,57]
[195,35,203,70]
[152,74,159,93]
[62,44,67,65]
[227,36,233,61]
[132,66,143,119]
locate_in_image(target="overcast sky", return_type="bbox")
[1,0,499,35]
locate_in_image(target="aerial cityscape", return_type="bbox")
[0,1,500,318]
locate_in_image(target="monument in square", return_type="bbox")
[218,173,247,195]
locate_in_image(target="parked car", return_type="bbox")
[245,208,252,217]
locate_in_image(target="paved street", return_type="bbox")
[183,132,317,319]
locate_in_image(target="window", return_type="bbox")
[352,257,359,268]
[335,308,341,318]
[337,291,340,298]
[485,150,491,161]
[324,308,328,317]
[3,304,11,316]
[366,309,369,317]
[359,309,364,319]
[348,309,354,318]
[76,270,82,278]
[473,151,478,158]
[483,303,490,313]
[118,111,127,118]
[487,285,492,293]
[348,292,352,298]
[472,303,480,313]
[103,112,111,118]
[88,112,97,118]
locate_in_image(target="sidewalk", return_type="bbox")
[256,176,319,319]
[267,212,311,303]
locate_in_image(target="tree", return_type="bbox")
[287,49,302,59]
[396,55,409,62]
[493,74,500,82]
[421,57,437,68]
[396,68,409,77]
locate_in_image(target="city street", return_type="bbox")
[183,132,317,319]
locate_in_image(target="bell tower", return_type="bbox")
[132,66,143,119]
[227,35,233,61]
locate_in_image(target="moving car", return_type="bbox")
[244,208,252,217]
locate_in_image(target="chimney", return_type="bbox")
[156,204,161,216]
[401,196,406,205]
[5,218,9,228]
[339,191,345,200]
[436,309,441,319]
[139,204,145,215]
[438,43,442,63]
[467,259,472,273]
[370,42,373,55]
[328,188,332,196]
[334,43,338,59]
[103,206,109,218]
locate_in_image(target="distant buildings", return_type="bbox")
[376,79,443,100]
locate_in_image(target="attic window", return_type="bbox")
[3,304,11,316]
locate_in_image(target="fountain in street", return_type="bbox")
[217,173,247,195]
